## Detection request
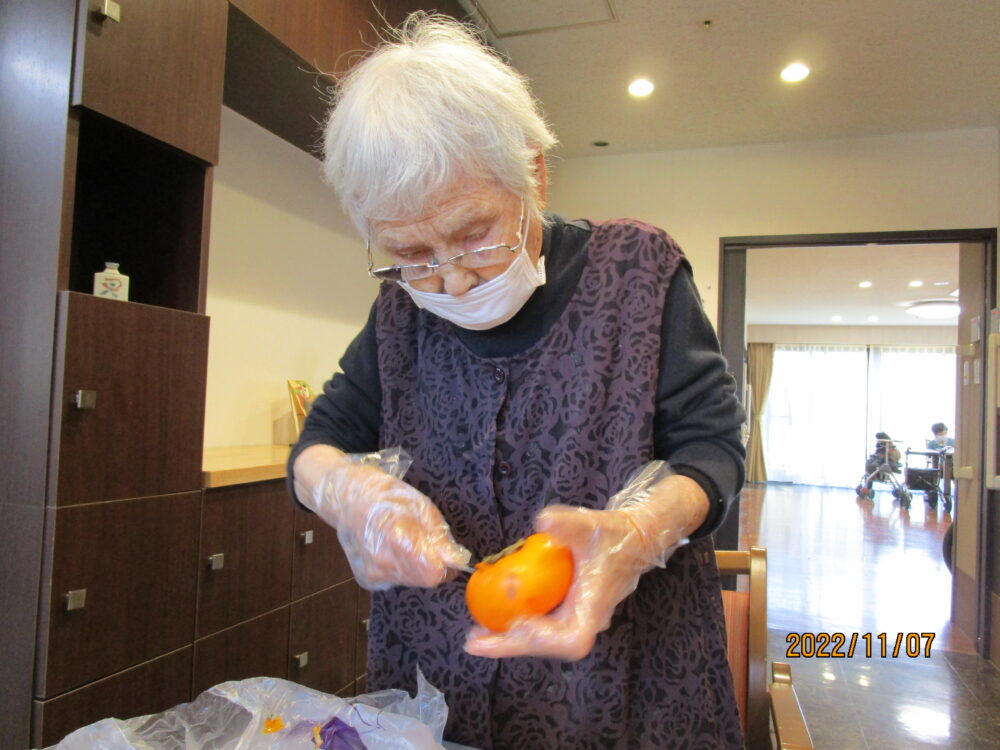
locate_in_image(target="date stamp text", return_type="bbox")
[785,632,936,658]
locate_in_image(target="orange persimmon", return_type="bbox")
[465,532,574,632]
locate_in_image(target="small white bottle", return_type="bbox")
[93,262,130,301]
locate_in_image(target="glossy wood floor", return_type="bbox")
[741,483,1000,749]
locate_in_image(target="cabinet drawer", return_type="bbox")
[32,647,192,749]
[72,0,227,163]
[53,292,209,506]
[36,493,200,698]
[192,607,289,696]
[292,504,351,600]
[198,480,293,636]
[356,588,372,685]
[289,582,358,695]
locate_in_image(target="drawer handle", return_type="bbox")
[96,0,121,23]
[294,651,309,669]
[299,529,314,545]
[362,617,370,632]
[206,553,225,571]
[74,390,97,409]
[65,589,87,611]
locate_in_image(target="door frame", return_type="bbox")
[717,227,997,656]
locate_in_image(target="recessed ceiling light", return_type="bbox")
[628,78,654,97]
[831,315,842,322]
[867,315,879,322]
[905,300,960,319]
[780,62,810,83]
[858,281,872,288]
[592,140,609,147]
[909,280,924,287]
[933,281,950,286]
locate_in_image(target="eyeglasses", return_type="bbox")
[367,198,526,282]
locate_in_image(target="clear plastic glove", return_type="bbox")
[464,461,691,660]
[306,448,472,591]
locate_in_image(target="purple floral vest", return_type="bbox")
[370,219,742,749]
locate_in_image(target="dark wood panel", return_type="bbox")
[53,293,209,505]
[198,481,294,637]
[356,587,372,683]
[69,112,210,312]
[72,0,228,163]
[230,0,468,76]
[224,0,469,157]
[36,493,201,698]
[289,583,358,695]
[223,4,333,156]
[32,647,192,749]
[292,504,351,600]
[0,1,77,746]
[192,608,289,696]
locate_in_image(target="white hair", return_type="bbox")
[321,13,557,237]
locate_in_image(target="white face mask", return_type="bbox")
[400,236,546,330]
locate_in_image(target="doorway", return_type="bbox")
[717,227,997,659]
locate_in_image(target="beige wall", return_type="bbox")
[205,119,999,448]
[548,128,999,319]
[204,108,376,448]
[747,324,956,347]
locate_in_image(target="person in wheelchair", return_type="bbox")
[864,431,902,488]
[927,422,955,451]
[857,431,910,504]
[912,422,954,511]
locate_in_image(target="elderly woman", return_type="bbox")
[289,13,745,749]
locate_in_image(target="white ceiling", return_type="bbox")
[746,243,960,327]
[460,0,1000,158]
[455,0,997,327]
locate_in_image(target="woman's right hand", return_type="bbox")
[295,446,471,590]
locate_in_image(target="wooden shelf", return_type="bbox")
[202,444,291,487]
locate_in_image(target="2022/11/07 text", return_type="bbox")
[785,632,936,658]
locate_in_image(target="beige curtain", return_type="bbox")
[746,343,775,483]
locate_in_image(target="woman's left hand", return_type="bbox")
[463,503,666,660]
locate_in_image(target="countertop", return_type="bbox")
[202,444,291,488]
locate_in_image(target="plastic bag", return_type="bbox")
[45,669,448,750]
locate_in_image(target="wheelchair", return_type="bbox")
[856,435,911,507]
[904,447,952,512]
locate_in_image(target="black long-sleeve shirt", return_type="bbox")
[290,215,746,538]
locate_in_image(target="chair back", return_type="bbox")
[717,547,769,750]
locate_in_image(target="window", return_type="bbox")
[762,345,956,488]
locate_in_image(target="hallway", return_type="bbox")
[741,483,1000,749]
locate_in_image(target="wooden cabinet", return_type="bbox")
[292,504,352,600]
[2,3,460,747]
[192,608,291,696]
[198,481,294,637]
[52,293,210,505]
[229,0,466,76]
[356,587,373,692]
[194,474,369,700]
[16,0,219,747]
[35,493,201,698]
[224,0,468,155]
[68,112,212,314]
[32,647,193,750]
[72,0,228,163]
[289,582,359,695]
[34,292,209,713]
